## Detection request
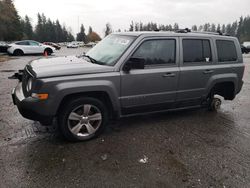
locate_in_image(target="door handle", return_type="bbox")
[162,72,175,77]
[203,70,214,74]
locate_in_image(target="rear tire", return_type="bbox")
[208,97,221,111]
[58,97,108,141]
[44,48,52,55]
[13,49,24,56]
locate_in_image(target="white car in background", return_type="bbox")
[7,40,55,56]
[67,42,79,48]
[243,41,250,49]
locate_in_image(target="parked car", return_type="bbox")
[7,40,55,56]
[67,42,79,48]
[0,41,9,53]
[77,42,85,47]
[243,41,250,48]
[241,44,250,54]
[43,42,61,50]
[11,31,244,141]
[84,42,96,47]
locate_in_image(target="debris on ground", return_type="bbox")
[138,155,148,164]
[101,154,108,161]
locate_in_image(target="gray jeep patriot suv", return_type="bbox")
[11,31,244,141]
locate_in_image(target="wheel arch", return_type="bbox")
[13,48,24,55]
[44,47,53,54]
[206,75,237,100]
[56,91,119,119]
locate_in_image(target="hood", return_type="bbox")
[27,56,114,78]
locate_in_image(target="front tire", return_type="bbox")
[58,97,108,141]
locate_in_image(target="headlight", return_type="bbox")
[26,78,33,92]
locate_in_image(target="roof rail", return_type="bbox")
[192,31,223,35]
[175,28,230,36]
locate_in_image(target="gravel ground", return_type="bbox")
[0,48,250,188]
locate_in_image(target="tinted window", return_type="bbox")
[216,40,237,62]
[15,41,29,45]
[183,39,212,63]
[132,39,176,65]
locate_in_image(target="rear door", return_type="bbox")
[177,37,215,107]
[28,41,44,54]
[120,37,180,114]
[15,41,30,54]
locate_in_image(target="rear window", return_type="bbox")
[216,40,237,62]
[183,39,212,63]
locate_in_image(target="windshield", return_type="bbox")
[86,34,135,66]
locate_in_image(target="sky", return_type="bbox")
[14,0,250,37]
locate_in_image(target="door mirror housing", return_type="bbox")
[123,57,145,72]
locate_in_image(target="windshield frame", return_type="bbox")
[86,34,136,66]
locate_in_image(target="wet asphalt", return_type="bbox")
[0,48,250,188]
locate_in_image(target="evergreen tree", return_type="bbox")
[55,20,63,42]
[23,15,33,39]
[104,23,112,36]
[76,24,87,43]
[231,21,238,36]
[216,24,221,32]
[168,24,173,31]
[173,23,179,31]
[88,26,93,36]
[135,22,139,31]
[139,22,143,31]
[198,25,203,31]
[0,0,22,41]
[35,13,43,42]
[226,24,232,35]
[236,16,243,39]
[129,21,134,31]
[211,24,216,32]
[192,25,198,31]
[221,24,226,33]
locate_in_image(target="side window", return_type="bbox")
[132,39,176,65]
[183,39,212,63]
[29,41,39,46]
[216,40,237,62]
[16,41,29,45]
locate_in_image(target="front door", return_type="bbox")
[120,38,180,115]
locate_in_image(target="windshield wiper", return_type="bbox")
[82,54,98,64]
[82,54,107,65]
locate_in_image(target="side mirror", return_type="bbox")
[123,57,145,72]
